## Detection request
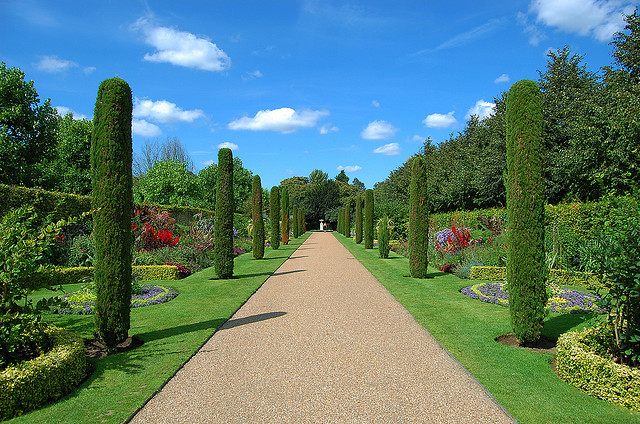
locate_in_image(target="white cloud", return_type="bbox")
[494,74,510,83]
[337,165,362,173]
[373,143,401,156]
[134,98,205,123]
[529,0,635,42]
[202,159,215,166]
[413,18,505,55]
[132,119,162,137]
[465,100,496,120]
[228,107,329,134]
[372,100,380,108]
[518,11,547,46]
[218,142,239,150]
[242,70,263,80]
[319,124,339,134]
[83,66,96,75]
[361,120,398,140]
[134,18,231,71]
[35,55,77,73]
[55,106,88,120]
[412,135,425,142]
[423,111,457,129]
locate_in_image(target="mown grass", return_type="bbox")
[8,233,309,424]
[335,233,639,424]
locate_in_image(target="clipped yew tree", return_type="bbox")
[355,195,363,244]
[301,207,306,233]
[364,189,374,248]
[91,77,133,348]
[378,215,391,258]
[214,148,235,278]
[270,186,280,250]
[281,186,290,245]
[409,156,429,278]
[344,200,351,237]
[252,175,265,259]
[506,79,548,344]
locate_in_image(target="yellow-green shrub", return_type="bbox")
[0,326,87,420]
[30,265,179,289]
[557,326,640,412]
[469,266,600,289]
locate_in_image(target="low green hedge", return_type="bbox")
[30,265,179,289]
[557,326,640,412]
[469,266,600,288]
[0,326,87,420]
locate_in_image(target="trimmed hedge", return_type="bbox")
[557,326,640,412]
[0,326,87,420]
[468,266,601,289]
[30,265,179,289]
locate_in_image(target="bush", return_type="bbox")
[557,324,640,412]
[269,186,280,250]
[364,189,374,249]
[214,148,235,278]
[0,325,87,421]
[378,216,391,259]
[409,156,429,278]
[252,175,265,259]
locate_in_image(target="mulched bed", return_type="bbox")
[85,336,145,358]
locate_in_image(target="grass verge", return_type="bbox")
[334,233,639,424]
[8,233,309,424]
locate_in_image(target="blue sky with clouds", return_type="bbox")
[1,0,637,189]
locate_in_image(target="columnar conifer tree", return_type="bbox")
[378,215,391,258]
[355,195,363,244]
[364,189,374,248]
[301,208,306,233]
[214,148,234,278]
[91,77,133,348]
[506,79,548,344]
[409,156,429,278]
[344,200,350,237]
[281,187,290,245]
[269,186,280,250]
[252,175,265,259]
[292,204,299,238]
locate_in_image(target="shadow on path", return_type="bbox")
[137,318,227,343]
[272,269,306,276]
[221,312,287,330]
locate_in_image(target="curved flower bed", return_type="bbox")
[50,284,179,315]
[461,282,605,314]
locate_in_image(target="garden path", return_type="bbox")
[130,231,515,423]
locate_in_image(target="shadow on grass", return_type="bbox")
[220,311,287,329]
[543,313,597,340]
[137,318,227,343]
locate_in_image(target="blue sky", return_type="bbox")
[1,0,637,190]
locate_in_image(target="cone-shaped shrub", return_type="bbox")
[293,204,299,238]
[344,200,350,237]
[364,189,374,248]
[91,77,133,348]
[301,208,306,233]
[270,186,280,250]
[409,156,429,278]
[214,148,234,278]
[281,187,289,245]
[355,195,363,244]
[506,79,547,344]
[378,215,391,258]
[252,175,265,259]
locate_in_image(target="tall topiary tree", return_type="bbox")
[506,79,548,344]
[364,189,374,248]
[270,186,280,250]
[292,204,299,238]
[301,207,306,233]
[378,215,391,258]
[91,77,133,348]
[355,195,363,244]
[281,186,290,245]
[344,200,351,237]
[252,175,265,259]
[214,148,234,278]
[409,156,429,278]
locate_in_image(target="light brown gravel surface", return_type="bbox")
[130,232,516,423]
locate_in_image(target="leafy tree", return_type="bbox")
[133,137,194,177]
[355,195,363,244]
[352,177,365,191]
[344,200,350,236]
[364,189,374,248]
[506,79,548,345]
[91,77,133,348]
[0,63,57,187]
[335,170,349,183]
[252,175,264,259]
[409,156,429,278]
[309,169,328,185]
[138,160,202,207]
[214,148,234,278]
[269,186,280,250]
[198,156,253,212]
[281,186,290,245]
[303,177,340,223]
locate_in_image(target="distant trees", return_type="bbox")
[252,175,265,259]
[269,186,280,250]
[133,137,194,177]
[409,156,429,278]
[214,148,234,278]
[137,160,202,207]
[506,80,547,344]
[292,204,299,238]
[91,77,133,348]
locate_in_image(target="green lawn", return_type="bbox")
[335,233,639,424]
[8,233,309,424]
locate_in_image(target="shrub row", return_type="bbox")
[0,326,87,421]
[30,265,179,289]
[557,326,640,412]
[468,266,601,289]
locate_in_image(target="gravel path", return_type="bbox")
[130,232,516,423]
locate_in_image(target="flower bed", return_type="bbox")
[50,284,179,315]
[460,282,605,314]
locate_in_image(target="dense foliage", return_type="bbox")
[378,216,391,259]
[252,176,265,259]
[505,79,547,345]
[214,148,235,278]
[90,77,133,348]
[409,156,429,278]
[364,189,374,249]
[269,186,280,250]
[355,195,363,244]
[281,187,289,245]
